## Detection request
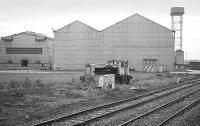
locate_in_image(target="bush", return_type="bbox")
[36,79,45,88]
[74,81,84,90]
[8,80,20,89]
[0,82,4,90]
[22,77,32,88]
[65,89,71,95]
[94,88,104,96]
[129,67,136,71]
[9,89,24,97]
[71,77,75,85]
[112,86,120,91]
[131,77,140,83]
[68,89,83,98]
[103,89,112,97]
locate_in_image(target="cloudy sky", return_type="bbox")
[0,0,199,60]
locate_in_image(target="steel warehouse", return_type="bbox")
[0,31,54,70]
[53,13,175,72]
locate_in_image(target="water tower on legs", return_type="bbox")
[170,7,185,70]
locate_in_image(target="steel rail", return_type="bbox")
[73,81,200,126]
[157,97,200,126]
[118,88,200,126]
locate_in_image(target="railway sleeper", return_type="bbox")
[67,119,85,123]
[89,113,103,117]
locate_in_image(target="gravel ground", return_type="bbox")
[131,87,200,126]
[88,84,200,126]
[165,93,200,126]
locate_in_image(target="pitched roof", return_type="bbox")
[102,13,172,32]
[54,20,99,32]
[136,13,172,31]
[1,31,53,40]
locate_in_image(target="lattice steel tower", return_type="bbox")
[170,7,185,51]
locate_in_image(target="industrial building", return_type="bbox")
[54,13,175,72]
[0,31,53,70]
[189,61,200,70]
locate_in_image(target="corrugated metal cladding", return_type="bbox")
[54,13,175,71]
[0,32,53,69]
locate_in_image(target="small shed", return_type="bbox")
[189,61,200,70]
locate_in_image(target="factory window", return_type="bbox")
[6,48,42,54]
[7,60,13,64]
[35,60,41,64]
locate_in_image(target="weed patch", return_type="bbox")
[36,79,45,88]
[22,77,32,88]
[7,80,20,89]
[0,82,4,90]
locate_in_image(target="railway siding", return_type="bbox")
[87,82,200,126]
[31,78,200,126]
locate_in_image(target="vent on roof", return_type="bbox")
[35,36,46,41]
[143,58,157,61]
[1,36,13,41]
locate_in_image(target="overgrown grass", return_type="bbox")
[36,79,45,88]
[0,75,121,100]
[8,79,20,89]
[0,82,5,90]
[0,77,52,97]
[59,75,120,99]
[22,77,32,88]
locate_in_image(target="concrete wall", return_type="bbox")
[54,14,175,71]
[0,32,53,69]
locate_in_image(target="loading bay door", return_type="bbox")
[143,59,157,72]
[21,60,28,67]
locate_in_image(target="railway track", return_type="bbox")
[157,98,200,126]
[118,88,200,126]
[32,77,200,126]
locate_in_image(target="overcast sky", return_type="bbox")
[0,0,199,60]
